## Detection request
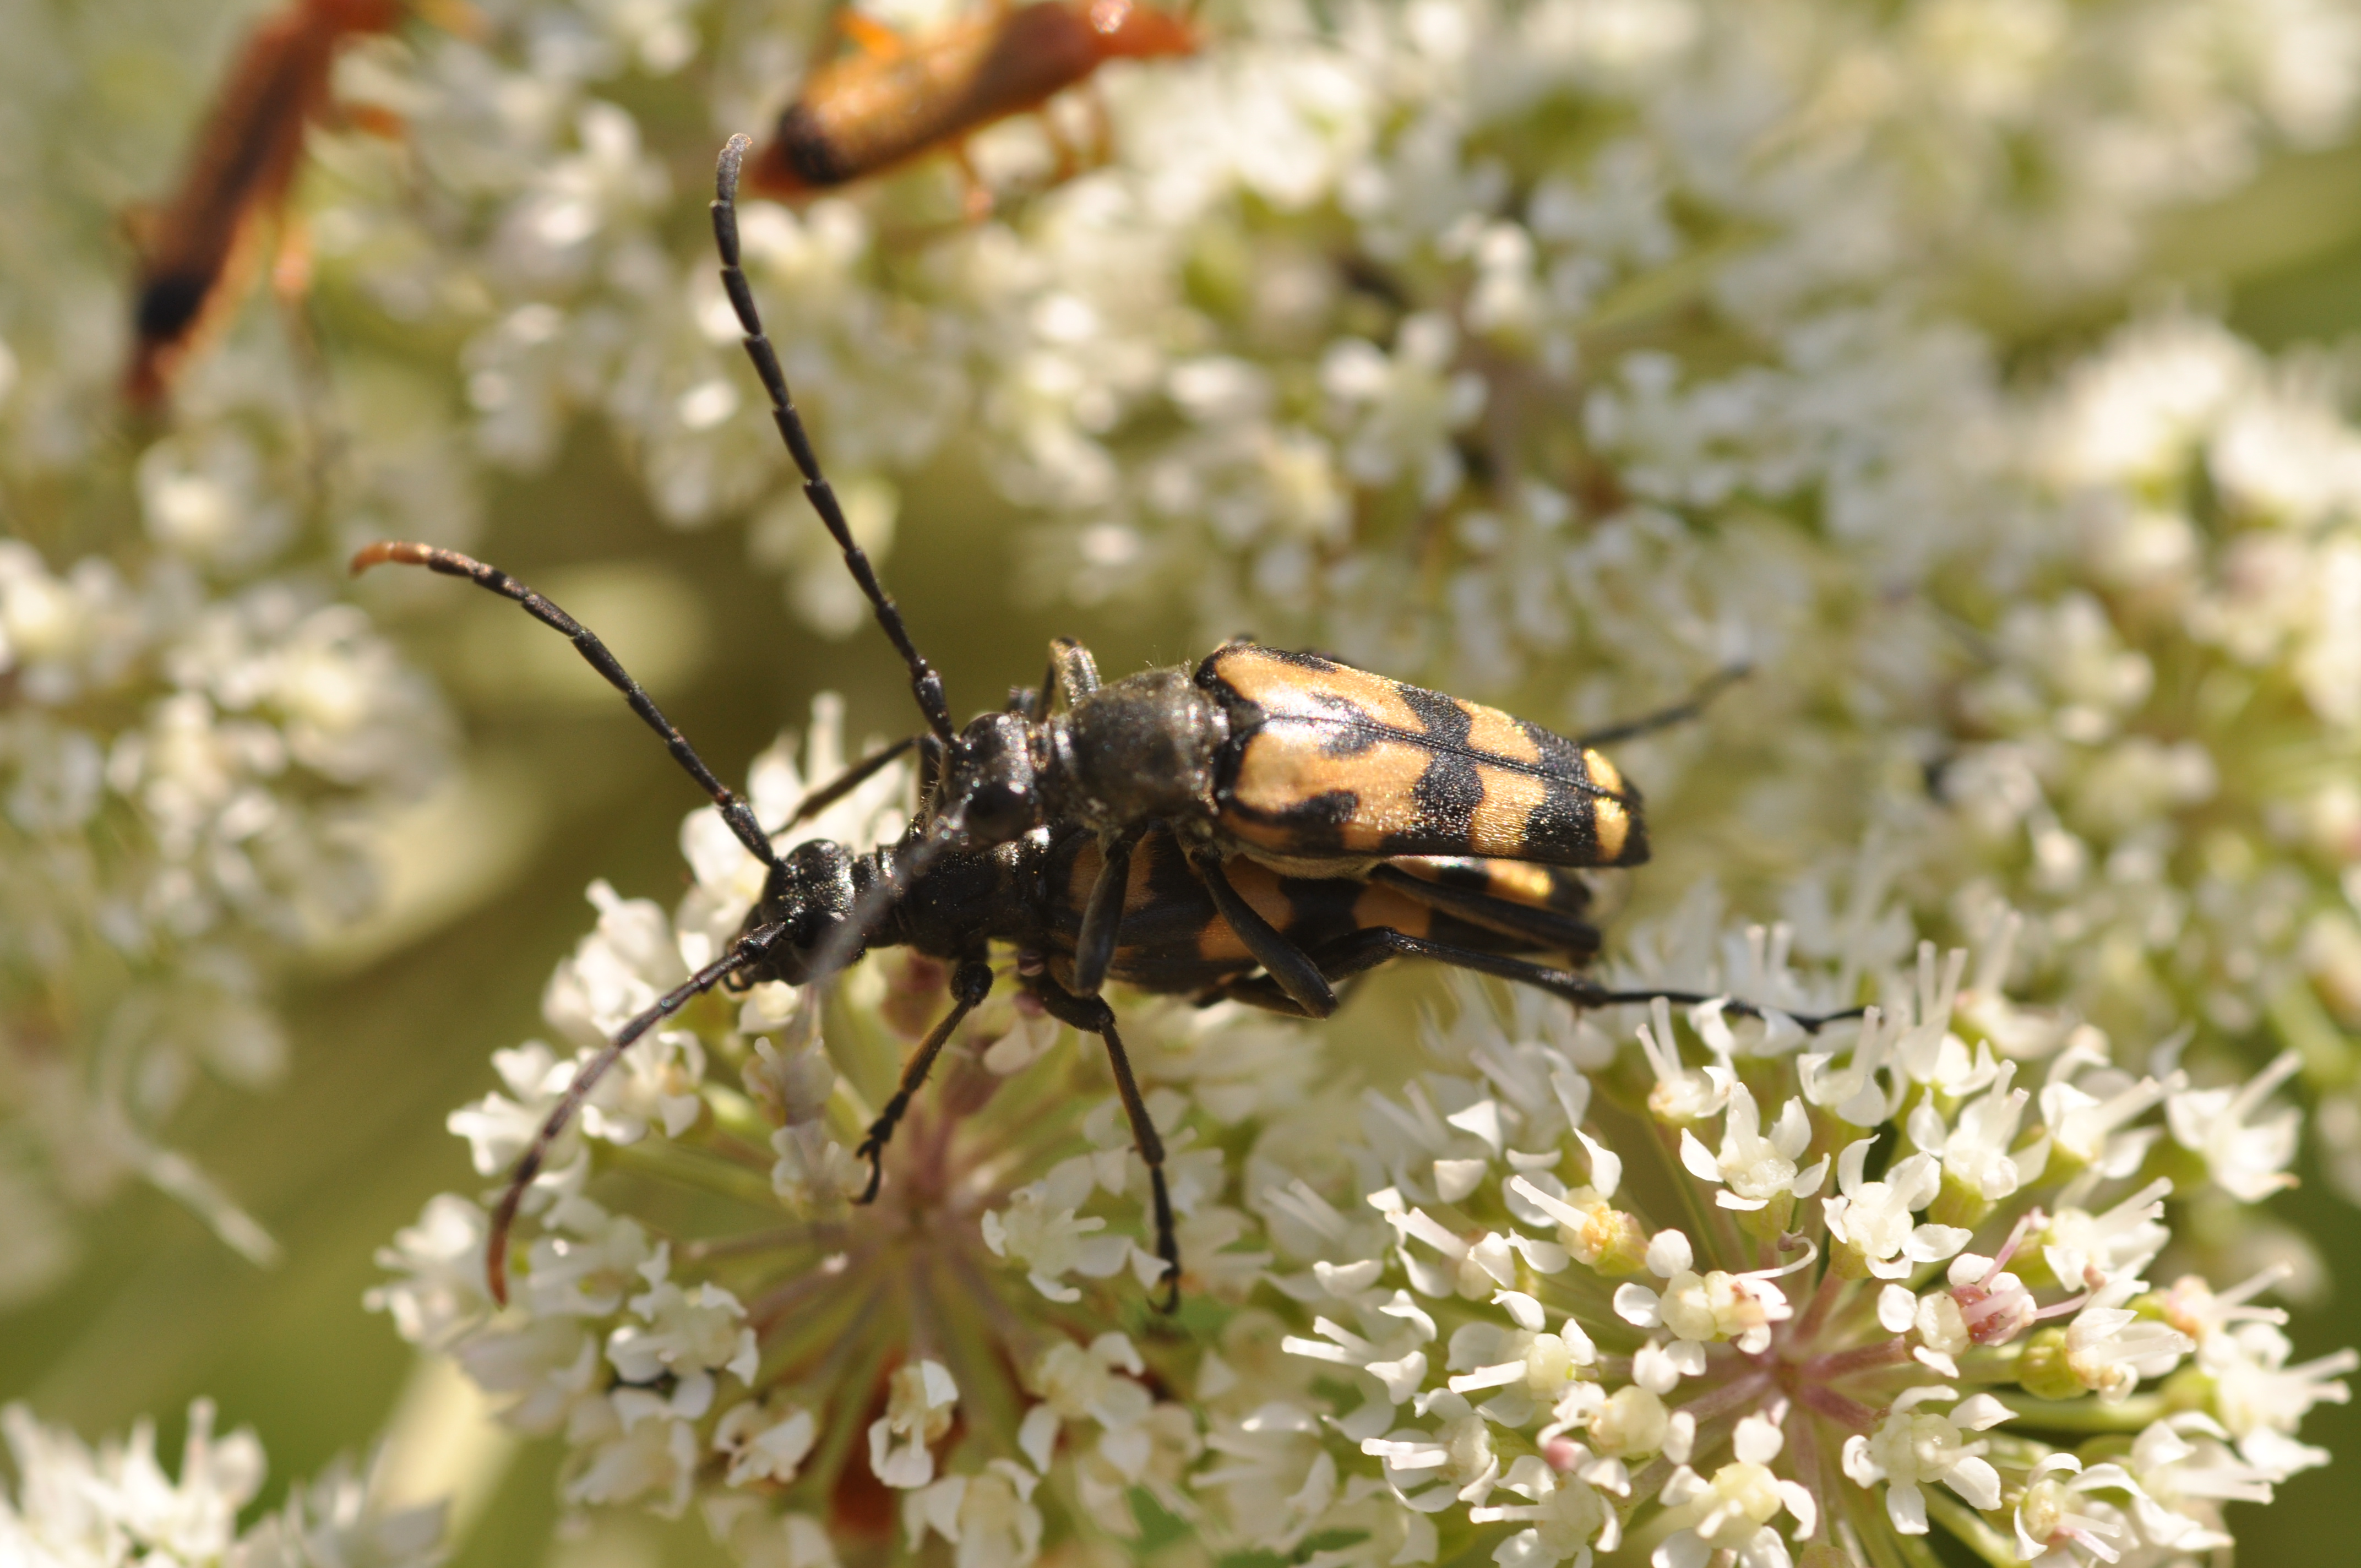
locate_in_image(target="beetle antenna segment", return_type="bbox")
[779,734,920,831]
[1574,661,1755,750]
[350,541,781,869]
[485,921,792,1304]
[712,134,955,744]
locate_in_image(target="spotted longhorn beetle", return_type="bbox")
[354,137,1848,1310]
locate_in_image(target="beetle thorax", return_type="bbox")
[1041,668,1226,833]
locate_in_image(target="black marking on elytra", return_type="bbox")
[1399,686,1481,847]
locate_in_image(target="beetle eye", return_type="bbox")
[964,779,1032,843]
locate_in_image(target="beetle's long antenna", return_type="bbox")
[486,921,791,1304]
[713,133,956,744]
[352,542,782,870]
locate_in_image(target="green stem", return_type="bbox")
[604,1137,779,1207]
[1890,1528,1952,1568]
[1923,1491,2019,1568]
[1996,1393,2166,1433]
[1845,1488,1910,1568]
[1954,1346,2022,1383]
[705,1083,775,1146]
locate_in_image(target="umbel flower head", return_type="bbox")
[373,701,1311,1564]
[374,715,2354,1568]
[1262,906,2352,1568]
[0,1398,445,1568]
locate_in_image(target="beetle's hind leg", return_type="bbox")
[1574,661,1752,748]
[1029,978,1181,1311]
[855,959,995,1201]
[1209,926,1862,1033]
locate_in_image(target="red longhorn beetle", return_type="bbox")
[747,1,1198,213]
[124,0,466,407]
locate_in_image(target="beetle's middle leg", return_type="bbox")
[1029,977,1181,1310]
[856,959,995,1201]
[779,734,920,834]
[1184,848,1339,1016]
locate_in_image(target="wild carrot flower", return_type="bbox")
[1260,903,2349,1568]
[0,1399,445,1568]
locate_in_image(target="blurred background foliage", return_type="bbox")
[8,0,2361,1564]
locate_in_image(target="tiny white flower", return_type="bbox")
[1636,1000,1735,1126]
[1650,1408,1815,1568]
[1822,1140,1971,1278]
[2012,1452,2140,1566]
[2201,1320,2358,1477]
[2041,1177,2173,1287]
[868,1360,959,1490]
[1678,1084,1829,1212]
[1841,1386,2011,1534]
[1906,1061,2046,1211]
[2065,1278,2194,1403]
[2166,1051,2303,1201]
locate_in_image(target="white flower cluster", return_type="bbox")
[0,1400,444,1568]
[0,458,445,1310]
[0,0,455,1305]
[372,705,1310,1565]
[1250,906,2352,1568]
[377,760,2356,1565]
[269,0,2361,645]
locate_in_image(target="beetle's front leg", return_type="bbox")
[1027,636,1102,722]
[1070,823,1147,996]
[1029,976,1181,1311]
[856,959,995,1201]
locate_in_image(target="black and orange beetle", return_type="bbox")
[746,0,1199,215]
[355,139,1833,1310]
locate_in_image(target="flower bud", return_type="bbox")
[2017,1326,2083,1401]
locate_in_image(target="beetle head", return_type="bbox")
[743,838,864,983]
[944,710,1040,846]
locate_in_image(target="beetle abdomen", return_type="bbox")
[1197,645,1646,869]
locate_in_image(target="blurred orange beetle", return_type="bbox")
[747,1,1198,210]
[124,0,459,408]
